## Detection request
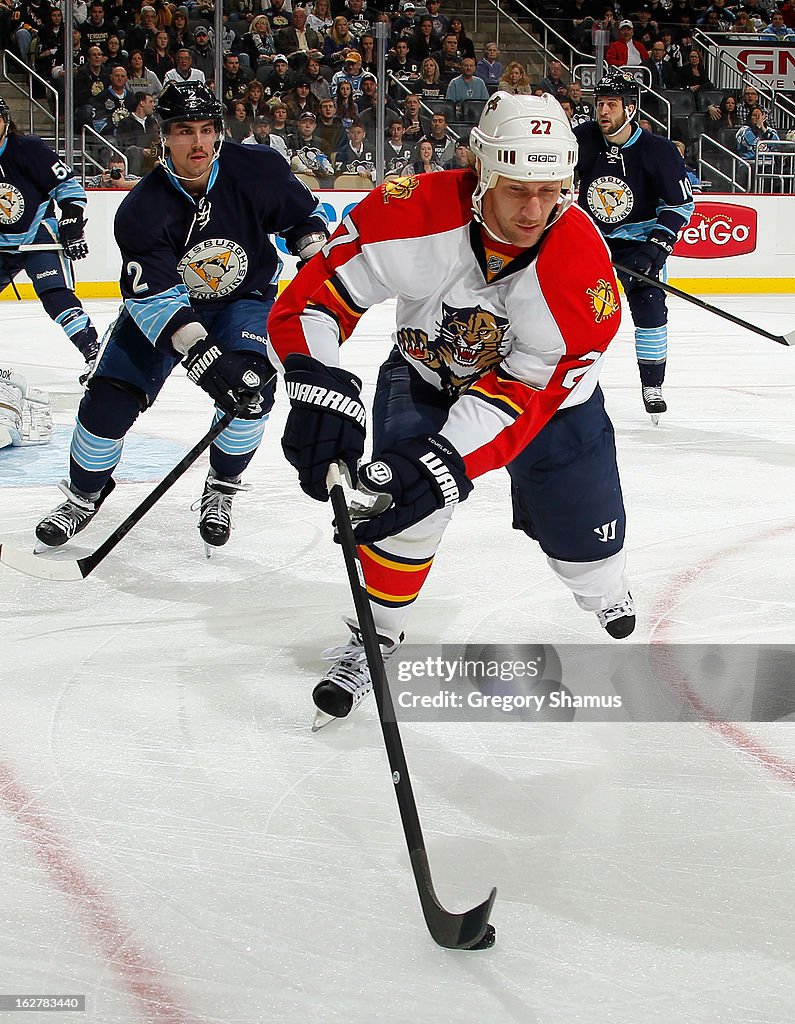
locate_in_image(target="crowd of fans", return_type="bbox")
[0,0,792,189]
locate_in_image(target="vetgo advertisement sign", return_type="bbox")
[673,202,758,259]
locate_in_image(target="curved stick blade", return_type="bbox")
[411,850,497,949]
[0,543,86,581]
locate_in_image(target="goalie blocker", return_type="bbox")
[0,367,53,448]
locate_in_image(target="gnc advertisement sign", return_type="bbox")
[673,203,758,259]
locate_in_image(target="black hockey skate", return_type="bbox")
[642,386,666,426]
[312,617,403,731]
[596,592,636,639]
[35,477,116,549]
[194,471,249,557]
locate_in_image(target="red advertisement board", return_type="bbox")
[674,203,758,259]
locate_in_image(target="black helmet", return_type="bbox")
[157,81,224,128]
[594,71,640,120]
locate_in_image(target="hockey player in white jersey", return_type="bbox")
[269,93,634,725]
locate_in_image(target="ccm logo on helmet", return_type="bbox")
[527,154,558,163]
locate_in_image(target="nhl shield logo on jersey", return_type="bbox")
[178,238,248,300]
[397,303,510,392]
[381,176,420,204]
[586,175,634,224]
[0,183,25,226]
[586,279,619,323]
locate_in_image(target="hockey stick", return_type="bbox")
[16,243,65,252]
[0,409,236,582]
[326,463,497,950]
[614,263,795,347]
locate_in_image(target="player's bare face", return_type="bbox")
[167,120,217,189]
[596,97,629,139]
[482,178,562,248]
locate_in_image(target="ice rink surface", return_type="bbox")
[1,294,794,1024]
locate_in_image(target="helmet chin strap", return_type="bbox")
[604,102,636,142]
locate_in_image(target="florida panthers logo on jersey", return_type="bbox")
[397,303,510,392]
[586,175,634,224]
[382,176,419,203]
[0,183,25,226]
[586,279,619,324]
[177,238,249,300]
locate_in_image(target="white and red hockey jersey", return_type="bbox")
[268,170,621,480]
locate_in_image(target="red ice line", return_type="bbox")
[649,522,795,788]
[0,760,202,1024]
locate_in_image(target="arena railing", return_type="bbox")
[697,134,752,192]
[753,139,795,194]
[79,126,128,185]
[0,50,59,152]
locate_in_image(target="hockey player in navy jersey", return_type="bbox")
[270,93,634,726]
[574,72,694,422]
[0,94,99,378]
[35,81,328,556]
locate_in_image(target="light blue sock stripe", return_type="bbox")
[635,326,668,362]
[56,311,90,337]
[70,421,124,472]
[212,414,268,456]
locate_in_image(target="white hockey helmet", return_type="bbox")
[469,92,578,231]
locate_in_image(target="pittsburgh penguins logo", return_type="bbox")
[0,183,25,226]
[177,238,248,300]
[586,175,634,224]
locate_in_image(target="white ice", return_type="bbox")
[1,294,794,1024]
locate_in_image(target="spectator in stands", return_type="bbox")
[51,26,87,108]
[498,60,532,94]
[401,91,429,143]
[103,33,127,71]
[307,0,333,36]
[446,56,489,110]
[334,78,359,128]
[343,0,377,43]
[164,47,205,86]
[559,97,575,122]
[716,93,742,128]
[222,51,253,107]
[124,6,158,56]
[84,153,140,189]
[408,16,440,61]
[264,0,292,34]
[357,32,377,75]
[656,27,683,68]
[736,84,774,126]
[269,100,291,142]
[447,16,475,59]
[644,40,677,91]
[288,111,335,180]
[304,56,331,101]
[432,32,464,85]
[73,44,108,128]
[391,1,417,45]
[699,0,736,30]
[283,76,321,121]
[115,90,158,174]
[567,80,594,125]
[331,51,366,98]
[761,10,795,38]
[590,8,620,47]
[635,6,659,51]
[188,26,215,81]
[739,0,770,31]
[384,119,414,176]
[425,0,449,39]
[242,114,289,157]
[324,16,355,67]
[35,7,65,83]
[606,19,649,65]
[316,96,344,152]
[732,11,758,33]
[259,53,294,95]
[413,57,444,100]
[677,47,714,92]
[169,9,193,52]
[443,135,471,169]
[408,137,444,174]
[241,16,275,72]
[276,5,324,68]
[539,58,568,100]
[677,15,696,62]
[93,64,133,136]
[79,1,116,57]
[475,42,502,88]
[673,140,702,192]
[226,99,252,142]
[387,39,421,88]
[356,78,401,136]
[334,120,376,180]
[736,104,779,160]
[145,31,174,82]
[126,49,162,97]
[241,79,270,118]
[562,0,597,52]
[422,111,454,165]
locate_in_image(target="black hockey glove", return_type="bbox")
[282,353,366,501]
[58,203,89,261]
[184,335,264,418]
[352,434,473,545]
[630,229,675,279]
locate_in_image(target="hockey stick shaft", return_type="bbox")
[326,464,496,949]
[0,409,235,582]
[16,243,65,251]
[613,263,794,347]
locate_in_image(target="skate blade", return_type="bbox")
[202,540,214,559]
[311,709,338,732]
[650,413,661,426]
[34,539,56,554]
